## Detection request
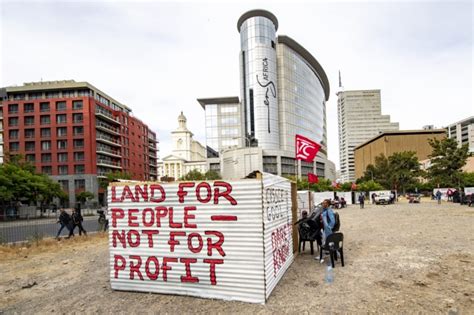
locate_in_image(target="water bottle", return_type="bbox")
[325,262,334,283]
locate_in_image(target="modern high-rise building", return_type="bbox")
[0,80,158,206]
[197,9,335,180]
[337,89,399,182]
[446,116,474,153]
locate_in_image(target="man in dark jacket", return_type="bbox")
[69,207,87,237]
[56,208,73,239]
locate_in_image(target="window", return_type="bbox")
[46,91,59,98]
[56,114,67,124]
[74,179,86,190]
[41,141,51,151]
[57,127,67,137]
[41,153,52,163]
[8,117,19,126]
[58,165,69,175]
[40,102,50,112]
[73,139,84,148]
[56,101,67,111]
[58,153,68,162]
[220,106,237,113]
[42,166,52,175]
[8,104,18,114]
[26,154,36,163]
[24,116,34,125]
[58,180,69,191]
[25,141,35,151]
[29,92,42,100]
[9,142,20,151]
[9,130,19,139]
[40,115,51,125]
[62,90,75,98]
[57,140,67,150]
[41,128,51,138]
[73,113,83,123]
[72,100,83,110]
[74,165,85,174]
[25,129,35,138]
[73,126,84,136]
[74,152,84,161]
[24,103,34,113]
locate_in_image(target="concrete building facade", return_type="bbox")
[446,116,474,153]
[337,89,399,182]
[158,112,207,180]
[197,9,335,180]
[1,80,158,206]
[354,129,446,179]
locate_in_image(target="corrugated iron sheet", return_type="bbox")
[108,179,266,304]
[262,173,294,299]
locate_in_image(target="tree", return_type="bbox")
[388,151,421,194]
[76,191,95,205]
[204,170,221,180]
[461,172,474,187]
[0,160,66,209]
[356,180,384,192]
[181,169,205,180]
[428,138,470,187]
[360,154,391,188]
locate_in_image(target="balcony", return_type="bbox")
[96,121,120,135]
[148,143,158,151]
[97,158,122,169]
[96,135,121,147]
[96,108,120,125]
[96,146,121,158]
[149,169,157,175]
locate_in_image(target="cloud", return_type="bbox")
[1,1,472,170]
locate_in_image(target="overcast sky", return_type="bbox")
[1,0,472,169]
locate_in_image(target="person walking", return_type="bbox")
[358,193,365,209]
[70,207,87,237]
[436,190,442,204]
[56,208,73,239]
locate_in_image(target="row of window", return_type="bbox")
[58,179,86,191]
[25,152,85,163]
[8,113,83,126]
[8,89,92,101]
[7,100,83,113]
[9,139,84,151]
[41,165,85,175]
[9,126,84,139]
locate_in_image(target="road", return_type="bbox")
[0,216,100,243]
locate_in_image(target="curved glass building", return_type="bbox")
[199,9,335,180]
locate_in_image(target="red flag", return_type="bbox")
[351,182,357,190]
[308,173,319,184]
[295,135,321,163]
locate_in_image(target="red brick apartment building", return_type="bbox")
[0,80,158,206]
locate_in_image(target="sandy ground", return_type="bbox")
[1,200,473,314]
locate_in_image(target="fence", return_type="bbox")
[0,209,103,244]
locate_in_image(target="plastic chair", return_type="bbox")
[298,223,315,255]
[319,232,344,268]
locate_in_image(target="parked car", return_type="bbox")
[374,191,391,205]
[408,193,421,203]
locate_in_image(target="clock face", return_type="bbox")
[178,138,183,147]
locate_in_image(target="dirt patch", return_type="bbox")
[0,202,473,314]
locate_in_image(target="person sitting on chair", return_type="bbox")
[321,199,335,242]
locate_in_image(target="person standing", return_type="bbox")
[358,193,365,209]
[70,207,87,237]
[56,208,73,239]
[436,190,442,204]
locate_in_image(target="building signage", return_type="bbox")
[108,174,294,304]
[256,58,276,133]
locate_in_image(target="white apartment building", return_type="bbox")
[337,89,399,182]
[446,116,474,153]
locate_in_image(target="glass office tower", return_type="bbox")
[238,10,280,150]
